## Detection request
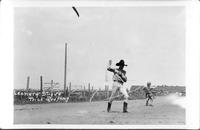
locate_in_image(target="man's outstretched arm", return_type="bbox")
[107,67,115,73]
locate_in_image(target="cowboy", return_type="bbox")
[107,59,129,113]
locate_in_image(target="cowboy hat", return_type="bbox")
[116,60,127,67]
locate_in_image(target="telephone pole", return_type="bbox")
[64,43,67,97]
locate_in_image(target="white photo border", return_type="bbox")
[0,0,199,129]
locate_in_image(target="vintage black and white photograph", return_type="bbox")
[12,4,188,126]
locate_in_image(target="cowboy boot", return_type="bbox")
[123,102,128,113]
[107,102,112,112]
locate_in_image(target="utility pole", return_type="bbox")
[64,43,67,97]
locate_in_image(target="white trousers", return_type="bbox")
[108,81,129,103]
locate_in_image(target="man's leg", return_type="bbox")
[107,83,118,112]
[120,86,129,113]
[148,95,153,105]
[146,98,149,106]
[146,94,153,106]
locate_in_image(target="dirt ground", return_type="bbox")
[14,94,185,125]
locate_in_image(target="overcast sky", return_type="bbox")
[14,6,185,90]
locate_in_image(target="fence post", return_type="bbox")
[26,76,30,91]
[88,83,90,92]
[51,80,53,88]
[40,76,43,99]
[69,82,71,91]
[88,83,90,98]
[66,87,69,97]
[69,82,71,97]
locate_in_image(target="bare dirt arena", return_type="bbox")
[14,94,185,125]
